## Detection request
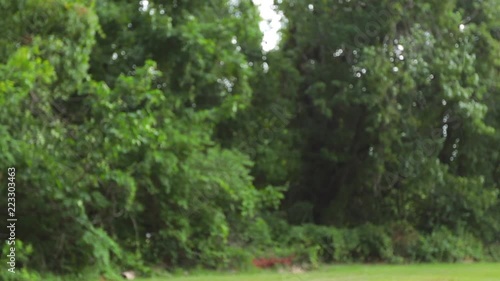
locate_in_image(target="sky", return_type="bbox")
[140,0,282,52]
[252,0,282,51]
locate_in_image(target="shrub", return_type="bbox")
[1,240,42,281]
[284,224,329,264]
[279,223,395,264]
[243,217,274,248]
[486,243,500,261]
[261,213,291,242]
[389,222,421,260]
[223,247,254,270]
[222,220,491,269]
[0,269,41,281]
[354,223,394,262]
[414,227,485,262]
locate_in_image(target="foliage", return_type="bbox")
[414,227,486,262]
[0,0,499,277]
[0,0,270,275]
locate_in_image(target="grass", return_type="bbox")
[137,263,500,281]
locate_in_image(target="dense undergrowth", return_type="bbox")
[2,220,499,281]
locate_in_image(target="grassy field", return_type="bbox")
[137,263,500,281]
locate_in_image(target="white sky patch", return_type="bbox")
[253,0,282,52]
[139,0,149,11]
[140,0,281,52]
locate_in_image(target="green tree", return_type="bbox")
[275,0,500,237]
[0,0,282,276]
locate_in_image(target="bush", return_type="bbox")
[222,247,254,270]
[1,240,42,281]
[0,269,41,281]
[389,222,421,260]
[328,227,350,262]
[486,243,500,261]
[232,219,495,267]
[243,217,274,248]
[294,245,321,269]
[278,225,325,265]
[118,252,151,277]
[261,213,291,242]
[414,227,485,262]
[353,224,394,262]
[280,223,394,265]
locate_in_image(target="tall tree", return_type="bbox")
[276,0,500,234]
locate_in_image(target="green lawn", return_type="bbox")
[138,263,500,281]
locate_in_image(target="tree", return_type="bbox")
[0,0,282,276]
[275,0,500,235]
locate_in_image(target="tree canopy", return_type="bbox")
[0,0,499,280]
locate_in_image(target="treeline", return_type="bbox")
[0,0,499,280]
